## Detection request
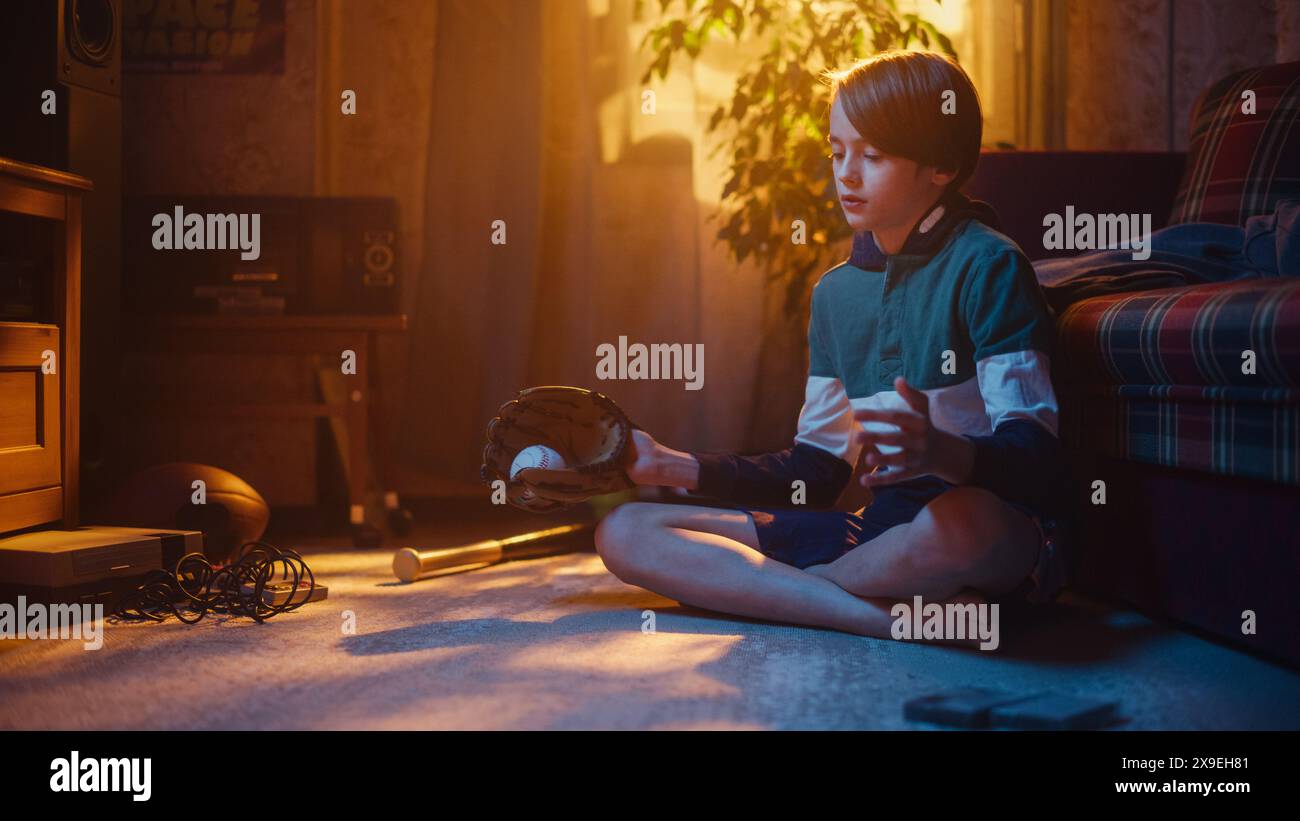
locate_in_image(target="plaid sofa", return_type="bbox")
[1058,279,1300,485]
[966,60,1300,667]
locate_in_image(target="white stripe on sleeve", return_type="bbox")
[794,375,861,464]
[974,350,1059,436]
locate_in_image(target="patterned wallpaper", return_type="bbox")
[122,0,319,195]
[1066,0,1293,151]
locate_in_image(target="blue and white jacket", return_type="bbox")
[690,192,1070,516]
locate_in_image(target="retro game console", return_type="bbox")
[0,525,204,606]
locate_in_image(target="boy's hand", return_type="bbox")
[853,377,974,487]
[624,428,662,486]
[624,428,701,490]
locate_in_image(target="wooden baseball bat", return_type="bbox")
[392,522,593,583]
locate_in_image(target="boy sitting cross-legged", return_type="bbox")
[596,49,1071,645]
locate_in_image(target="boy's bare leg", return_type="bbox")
[804,486,1041,600]
[594,501,987,644]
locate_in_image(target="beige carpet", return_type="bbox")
[3,509,1300,730]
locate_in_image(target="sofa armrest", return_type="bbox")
[965,151,1187,260]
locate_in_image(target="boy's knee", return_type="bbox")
[908,486,1003,573]
[594,502,656,579]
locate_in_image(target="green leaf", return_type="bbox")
[732,2,746,38]
[669,19,687,48]
[721,172,741,200]
[655,50,671,80]
[684,27,701,56]
[730,92,750,119]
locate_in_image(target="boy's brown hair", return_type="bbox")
[823,50,982,194]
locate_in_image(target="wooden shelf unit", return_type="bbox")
[120,312,408,523]
[0,157,90,534]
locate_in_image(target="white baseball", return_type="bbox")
[511,445,566,480]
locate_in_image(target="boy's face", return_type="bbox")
[828,95,953,244]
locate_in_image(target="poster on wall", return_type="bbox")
[124,0,287,74]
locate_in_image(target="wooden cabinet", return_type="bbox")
[0,158,89,534]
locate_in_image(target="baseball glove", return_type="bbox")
[480,386,638,513]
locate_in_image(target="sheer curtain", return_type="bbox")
[906,0,1067,150]
[400,0,767,493]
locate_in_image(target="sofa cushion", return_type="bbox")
[1057,278,1300,388]
[1170,60,1300,227]
[1058,383,1300,485]
[1056,278,1300,485]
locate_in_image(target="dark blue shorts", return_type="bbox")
[740,476,1054,603]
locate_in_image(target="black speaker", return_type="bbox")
[307,198,402,315]
[0,1,122,168]
[0,0,124,519]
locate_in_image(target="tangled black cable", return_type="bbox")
[111,540,316,624]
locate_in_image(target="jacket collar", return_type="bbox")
[848,190,1000,271]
